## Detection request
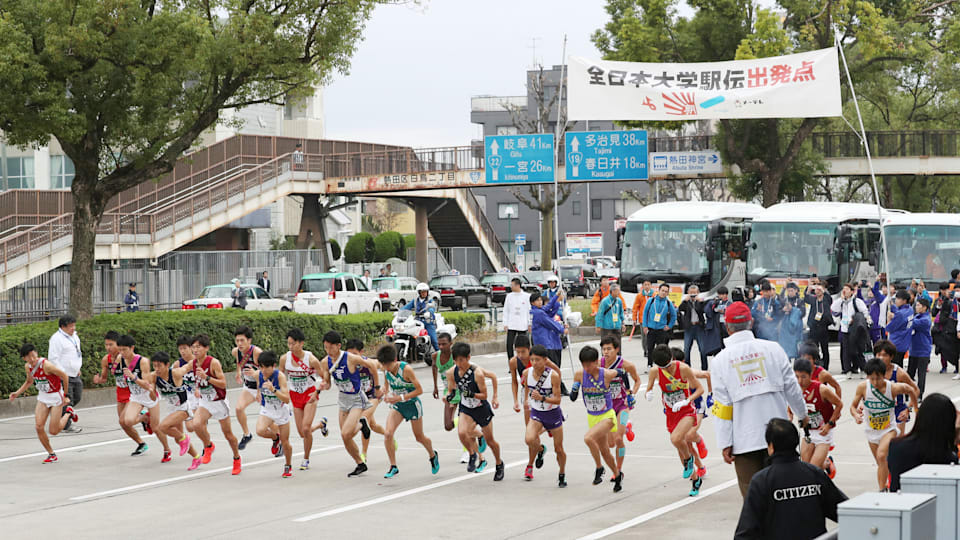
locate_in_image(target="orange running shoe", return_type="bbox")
[231,456,241,475]
[696,436,708,459]
[201,443,215,464]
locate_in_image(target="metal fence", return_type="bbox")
[811,130,960,158]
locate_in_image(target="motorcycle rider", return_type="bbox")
[404,284,439,352]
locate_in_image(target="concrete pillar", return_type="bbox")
[415,202,428,282]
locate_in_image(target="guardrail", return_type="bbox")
[811,130,960,158]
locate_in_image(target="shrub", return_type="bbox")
[344,232,375,264]
[403,234,416,251]
[374,231,405,262]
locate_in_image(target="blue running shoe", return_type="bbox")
[384,465,399,478]
[689,475,703,496]
[475,459,488,473]
[430,451,440,474]
[478,436,487,454]
[682,456,695,479]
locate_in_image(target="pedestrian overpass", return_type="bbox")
[1,129,959,292]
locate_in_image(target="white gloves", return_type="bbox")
[671,399,690,412]
[645,390,655,402]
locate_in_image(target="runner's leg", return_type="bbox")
[383,409,403,467]
[235,390,256,438]
[148,403,170,453]
[218,417,240,459]
[300,400,318,460]
[670,416,695,462]
[458,413,480,454]
[118,402,142,443]
[811,443,831,470]
[525,419,542,467]
[190,406,213,447]
[876,432,895,490]
[551,426,566,473]
[279,421,292,468]
[443,402,456,431]
[35,402,54,454]
[339,408,365,463]
[410,416,434,457]
[480,421,502,464]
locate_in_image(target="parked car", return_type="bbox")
[182,283,292,311]
[293,272,383,315]
[586,256,620,280]
[373,276,440,310]
[557,264,599,298]
[523,270,550,290]
[480,273,540,305]
[428,274,491,311]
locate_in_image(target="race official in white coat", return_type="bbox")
[710,301,808,497]
[503,277,531,362]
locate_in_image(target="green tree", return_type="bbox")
[0,0,387,317]
[373,232,402,262]
[329,239,342,261]
[344,233,375,265]
[403,234,416,251]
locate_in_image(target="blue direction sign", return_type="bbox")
[515,234,526,246]
[485,134,555,184]
[565,130,648,181]
[517,244,524,256]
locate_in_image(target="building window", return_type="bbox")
[572,200,581,215]
[591,199,602,220]
[498,202,519,220]
[50,155,75,189]
[5,157,34,189]
[496,126,518,135]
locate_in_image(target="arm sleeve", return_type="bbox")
[642,299,653,327]
[402,299,415,311]
[544,295,561,317]
[47,335,61,365]
[733,476,767,540]
[830,297,842,315]
[668,303,677,326]
[591,291,601,316]
[887,311,906,334]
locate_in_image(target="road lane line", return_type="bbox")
[576,479,738,539]
[292,459,526,522]
[0,438,129,463]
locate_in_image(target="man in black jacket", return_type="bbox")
[735,418,847,540]
[804,280,833,370]
[678,284,707,369]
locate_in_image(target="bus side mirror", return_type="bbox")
[750,242,758,250]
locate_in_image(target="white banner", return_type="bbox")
[567,48,841,120]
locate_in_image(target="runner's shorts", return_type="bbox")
[38,391,63,408]
[530,407,564,431]
[865,425,897,446]
[666,409,697,434]
[809,429,834,447]
[116,386,131,404]
[130,391,159,409]
[587,409,618,432]
[459,401,494,428]
[611,397,629,415]
[242,386,258,398]
[290,390,314,410]
[338,391,371,412]
[260,404,292,426]
[392,398,423,421]
[199,397,231,421]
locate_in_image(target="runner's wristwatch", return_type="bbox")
[827,420,836,427]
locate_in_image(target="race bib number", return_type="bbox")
[583,391,607,413]
[869,411,891,431]
[461,395,481,408]
[360,374,373,392]
[609,380,623,397]
[808,411,823,429]
[288,374,313,394]
[165,393,181,407]
[35,379,51,393]
[198,383,215,398]
[663,390,686,409]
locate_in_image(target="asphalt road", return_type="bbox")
[2,337,958,539]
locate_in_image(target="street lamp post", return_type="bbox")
[504,205,515,265]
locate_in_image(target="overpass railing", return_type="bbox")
[812,130,960,158]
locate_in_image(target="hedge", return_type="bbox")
[0,310,484,397]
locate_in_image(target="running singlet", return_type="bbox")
[803,380,834,430]
[436,352,455,392]
[601,355,628,401]
[328,351,361,394]
[357,363,374,395]
[811,364,824,381]
[386,362,416,396]
[195,355,226,401]
[284,351,316,394]
[177,358,196,391]
[864,382,896,433]
[526,367,557,412]
[581,368,613,415]
[126,355,149,399]
[237,346,258,389]
[657,362,692,411]
[108,353,128,390]
[156,370,188,407]
[31,358,62,395]
[454,365,483,409]
[889,366,906,409]
[515,357,531,382]
[259,370,284,410]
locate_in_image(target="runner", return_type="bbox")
[317,331,382,477]
[522,344,567,487]
[798,342,842,398]
[850,356,918,490]
[345,338,388,463]
[377,344,440,478]
[447,342,505,481]
[671,347,711,480]
[874,339,920,436]
[138,351,203,470]
[645,344,704,496]
[510,334,560,427]
[186,334,242,475]
[570,345,623,493]
[117,334,171,462]
[793,358,842,478]
[600,335,640,474]
[433,332,497,464]
[8,344,78,462]
[252,351,295,478]
[231,326,262,451]
[175,336,200,435]
[92,330,145,452]
[282,328,327,471]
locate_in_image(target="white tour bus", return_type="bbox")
[882,212,960,291]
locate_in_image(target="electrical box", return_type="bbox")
[901,464,960,540]
[838,492,936,540]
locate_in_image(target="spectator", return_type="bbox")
[832,282,871,375]
[124,283,140,313]
[933,284,960,375]
[950,268,960,286]
[702,285,729,362]
[886,289,914,367]
[744,287,757,307]
[642,283,676,372]
[230,278,247,309]
[734,418,847,539]
[908,297,932,400]
[590,276,612,316]
[378,267,386,277]
[804,281,833,369]
[385,263,393,275]
[530,291,567,394]
[258,270,272,293]
[751,282,783,342]
[631,280,654,341]
[887,392,959,492]
[503,278,531,361]
[358,269,371,291]
[678,284,707,369]
[48,315,84,433]
[596,282,625,340]
[857,279,885,343]
[711,302,808,497]
[778,283,804,360]
[292,142,304,169]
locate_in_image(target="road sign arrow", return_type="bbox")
[569,136,580,153]
[710,153,719,164]
[490,139,500,156]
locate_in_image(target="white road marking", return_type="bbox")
[0,438,129,463]
[576,479,738,539]
[292,459,526,522]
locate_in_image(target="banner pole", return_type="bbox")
[835,30,891,283]
[554,34,578,371]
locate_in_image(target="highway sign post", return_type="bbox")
[565,130,648,181]
[484,134,555,184]
[515,233,526,246]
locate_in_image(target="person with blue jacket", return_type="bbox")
[886,289,915,368]
[642,283,677,371]
[596,282,625,339]
[777,283,805,360]
[908,297,933,400]
[751,282,783,342]
[530,291,568,393]
[404,283,439,350]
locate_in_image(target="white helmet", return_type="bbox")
[416,282,429,292]
[546,274,559,283]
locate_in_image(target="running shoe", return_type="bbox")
[467,453,478,473]
[682,456,695,479]
[613,472,624,493]
[43,454,58,464]
[360,418,371,439]
[558,473,567,488]
[952,373,960,381]
[826,456,837,479]
[478,436,487,453]
[131,442,149,456]
[319,417,329,437]
[524,465,534,481]
[65,406,78,423]
[202,443,215,464]
[271,436,282,457]
[689,475,703,497]
[430,451,440,474]
[696,436,708,459]
[460,450,470,464]
[300,459,310,471]
[282,465,292,478]
[141,411,153,434]
[697,466,707,479]
[941,366,948,374]
[593,467,605,485]
[476,459,488,473]
[161,450,172,463]
[348,462,368,477]
[535,444,546,469]
[188,457,201,471]
[625,422,635,442]
[178,435,191,457]
[384,465,400,478]
[494,462,504,481]
[611,471,625,483]
[231,456,241,475]
[238,433,252,450]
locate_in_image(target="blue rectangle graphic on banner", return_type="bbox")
[565,130,648,181]
[484,134,555,184]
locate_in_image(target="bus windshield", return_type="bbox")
[748,222,836,278]
[621,221,708,276]
[885,225,960,283]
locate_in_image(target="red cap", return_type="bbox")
[725,301,752,324]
